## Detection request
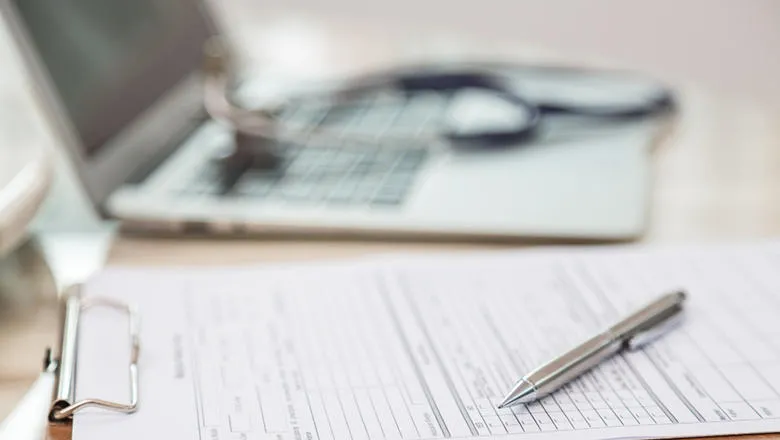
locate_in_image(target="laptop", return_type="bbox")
[1,0,671,242]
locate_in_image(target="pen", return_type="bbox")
[497,290,686,409]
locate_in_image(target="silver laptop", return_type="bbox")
[1,0,669,242]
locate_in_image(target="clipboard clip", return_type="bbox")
[45,285,140,422]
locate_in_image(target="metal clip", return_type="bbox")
[48,286,140,422]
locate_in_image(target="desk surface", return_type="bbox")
[2,2,780,439]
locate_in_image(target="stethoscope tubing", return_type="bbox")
[202,45,675,150]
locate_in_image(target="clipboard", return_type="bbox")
[44,285,140,424]
[31,254,780,440]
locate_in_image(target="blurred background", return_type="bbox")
[0,0,779,436]
[209,0,780,101]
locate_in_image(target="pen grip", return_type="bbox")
[526,334,622,394]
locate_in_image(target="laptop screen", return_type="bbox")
[13,0,212,157]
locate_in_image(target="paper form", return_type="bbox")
[73,244,780,439]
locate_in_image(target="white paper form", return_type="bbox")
[73,244,780,439]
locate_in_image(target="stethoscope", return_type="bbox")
[201,37,676,188]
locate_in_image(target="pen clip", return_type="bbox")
[625,312,684,350]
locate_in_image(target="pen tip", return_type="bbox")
[497,379,537,409]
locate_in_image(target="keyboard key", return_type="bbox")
[353,99,405,136]
[275,183,316,201]
[395,150,428,171]
[383,170,416,188]
[371,186,407,206]
[352,180,382,203]
[234,181,276,197]
[327,181,360,203]
[280,102,329,133]
[306,164,343,181]
[373,149,403,166]
[296,146,340,163]
[284,157,318,176]
[351,158,379,175]
[392,92,447,134]
[402,148,428,160]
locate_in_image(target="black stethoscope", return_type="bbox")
[201,37,676,178]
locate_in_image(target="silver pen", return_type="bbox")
[497,290,687,409]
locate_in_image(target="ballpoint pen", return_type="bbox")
[497,290,686,409]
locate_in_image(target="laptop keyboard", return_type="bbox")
[178,92,447,207]
[182,145,428,207]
